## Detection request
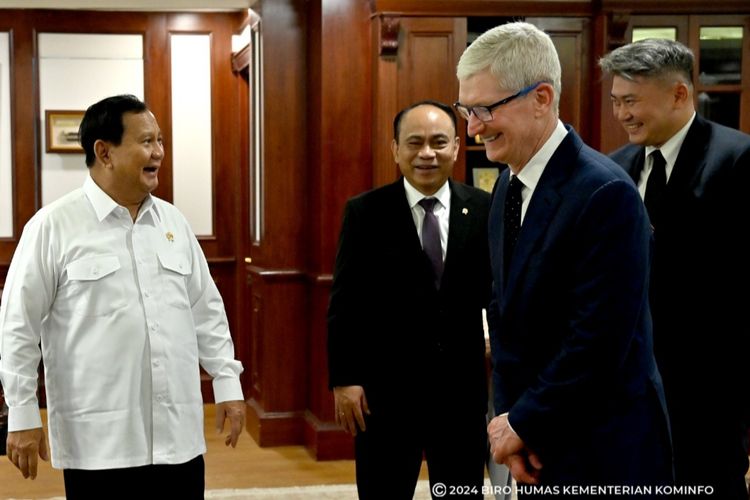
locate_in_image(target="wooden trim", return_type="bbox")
[303,410,355,461]
[245,397,305,447]
[371,0,594,17]
[602,0,750,15]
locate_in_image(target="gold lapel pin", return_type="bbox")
[166,231,174,242]
[462,208,469,215]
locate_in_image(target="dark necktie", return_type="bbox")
[419,198,443,288]
[504,175,523,282]
[644,150,667,228]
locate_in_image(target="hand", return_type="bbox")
[215,400,246,448]
[6,427,49,479]
[488,414,542,484]
[334,385,370,436]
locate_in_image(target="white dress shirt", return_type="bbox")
[514,119,569,224]
[0,175,243,470]
[403,178,451,260]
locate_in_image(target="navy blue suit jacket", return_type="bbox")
[488,126,671,483]
[610,115,750,493]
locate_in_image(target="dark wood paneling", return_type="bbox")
[527,17,591,143]
[372,17,467,187]
[240,0,310,449]
[371,0,594,17]
[303,0,373,460]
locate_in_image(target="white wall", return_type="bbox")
[38,33,144,206]
[171,34,214,236]
[0,33,12,238]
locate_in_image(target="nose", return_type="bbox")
[153,142,165,160]
[466,113,484,136]
[418,143,436,158]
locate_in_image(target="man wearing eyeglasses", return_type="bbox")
[456,22,672,493]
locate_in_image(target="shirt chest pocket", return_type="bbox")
[62,255,126,316]
[157,251,192,309]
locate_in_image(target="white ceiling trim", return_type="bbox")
[0,0,255,11]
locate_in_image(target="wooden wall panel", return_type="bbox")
[242,0,310,446]
[372,17,467,187]
[304,0,372,459]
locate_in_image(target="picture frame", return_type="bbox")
[472,167,500,193]
[45,110,84,153]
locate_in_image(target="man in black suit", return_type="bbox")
[457,22,672,494]
[601,38,750,499]
[328,100,491,499]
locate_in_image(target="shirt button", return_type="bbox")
[153,359,160,366]
[144,290,150,298]
[91,268,99,276]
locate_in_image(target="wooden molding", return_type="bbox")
[303,410,355,461]
[607,11,630,50]
[379,15,400,57]
[245,397,305,447]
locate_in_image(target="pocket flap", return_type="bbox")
[157,251,191,276]
[66,255,121,281]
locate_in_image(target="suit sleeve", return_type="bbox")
[508,179,652,449]
[327,200,366,389]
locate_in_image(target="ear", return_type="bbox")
[391,139,399,162]
[452,136,460,162]
[94,139,112,168]
[533,82,555,115]
[673,82,691,108]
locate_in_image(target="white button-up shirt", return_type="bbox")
[0,175,243,470]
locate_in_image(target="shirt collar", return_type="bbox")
[645,111,695,168]
[83,174,160,223]
[403,177,451,209]
[516,119,568,191]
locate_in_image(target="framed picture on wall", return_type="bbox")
[45,110,84,153]
[472,167,500,193]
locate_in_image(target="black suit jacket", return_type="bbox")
[328,179,491,414]
[610,114,750,427]
[489,127,671,482]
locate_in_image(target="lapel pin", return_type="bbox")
[462,208,469,215]
[166,231,174,243]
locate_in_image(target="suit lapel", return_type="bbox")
[503,128,581,304]
[668,114,710,195]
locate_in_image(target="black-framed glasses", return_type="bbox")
[454,81,544,122]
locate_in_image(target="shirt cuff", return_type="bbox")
[498,411,518,437]
[8,404,43,432]
[212,376,244,404]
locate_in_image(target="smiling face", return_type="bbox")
[610,74,692,147]
[97,111,164,206]
[391,104,459,196]
[458,69,550,171]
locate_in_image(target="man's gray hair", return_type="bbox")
[456,21,561,113]
[599,38,694,88]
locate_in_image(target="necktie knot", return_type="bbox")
[419,197,438,213]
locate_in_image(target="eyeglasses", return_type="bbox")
[454,81,544,122]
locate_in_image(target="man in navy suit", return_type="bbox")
[601,38,750,499]
[328,100,491,499]
[456,22,672,494]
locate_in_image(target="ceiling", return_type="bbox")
[0,0,255,11]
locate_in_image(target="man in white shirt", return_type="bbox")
[0,94,245,498]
